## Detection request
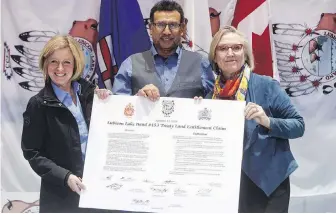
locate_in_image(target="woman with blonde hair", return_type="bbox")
[21,35,110,212]
[207,26,305,212]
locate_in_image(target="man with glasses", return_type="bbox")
[112,0,215,100]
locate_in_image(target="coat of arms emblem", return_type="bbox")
[198,108,212,120]
[162,100,175,117]
[124,103,134,117]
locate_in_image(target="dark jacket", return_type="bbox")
[21,78,99,213]
[207,73,305,196]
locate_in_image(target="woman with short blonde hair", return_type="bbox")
[39,35,85,81]
[21,35,110,212]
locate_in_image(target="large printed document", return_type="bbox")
[79,95,245,213]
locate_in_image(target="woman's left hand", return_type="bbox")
[194,96,203,104]
[95,87,112,100]
[244,102,270,129]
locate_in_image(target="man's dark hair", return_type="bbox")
[150,0,184,23]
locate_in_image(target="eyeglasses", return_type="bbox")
[216,44,243,53]
[152,22,182,31]
[48,59,74,68]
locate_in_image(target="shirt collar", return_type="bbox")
[51,81,80,103]
[150,42,182,58]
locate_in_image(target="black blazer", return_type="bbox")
[21,78,98,213]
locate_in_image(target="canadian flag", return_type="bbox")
[230,0,277,80]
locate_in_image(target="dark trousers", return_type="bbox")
[238,171,290,213]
